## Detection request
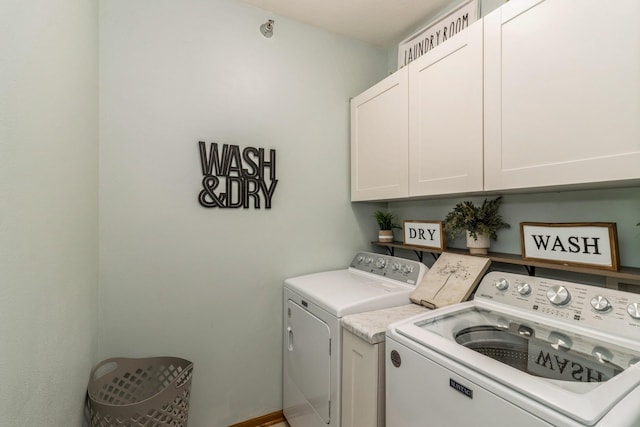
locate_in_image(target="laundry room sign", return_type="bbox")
[397,0,478,68]
[198,141,278,209]
[520,222,620,271]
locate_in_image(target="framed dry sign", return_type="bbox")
[403,220,446,250]
[520,222,620,271]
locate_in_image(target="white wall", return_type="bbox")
[98,0,386,425]
[0,0,99,426]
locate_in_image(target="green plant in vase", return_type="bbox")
[444,196,510,254]
[374,211,400,243]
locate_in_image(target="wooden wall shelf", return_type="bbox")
[372,241,640,284]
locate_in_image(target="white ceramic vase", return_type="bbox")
[466,231,490,255]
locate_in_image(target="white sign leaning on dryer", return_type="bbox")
[397,0,479,69]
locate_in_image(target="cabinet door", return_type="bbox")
[408,20,484,196]
[341,330,383,427]
[351,69,408,201]
[286,300,332,424]
[484,0,640,191]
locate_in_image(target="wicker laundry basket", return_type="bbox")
[87,356,194,427]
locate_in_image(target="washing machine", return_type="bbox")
[283,251,428,427]
[386,271,640,426]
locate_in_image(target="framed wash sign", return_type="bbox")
[520,222,620,271]
[403,220,446,250]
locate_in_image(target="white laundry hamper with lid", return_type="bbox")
[86,356,194,427]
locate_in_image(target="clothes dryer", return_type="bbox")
[283,251,427,427]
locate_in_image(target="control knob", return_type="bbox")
[375,257,387,269]
[627,302,640,320]
[365,257,373,265]
[547,285,571,306]
[392,262,401,271]
[495,278,509,291]
[401,264,413,274]
[590,295,611,312]
[516,282,532,296]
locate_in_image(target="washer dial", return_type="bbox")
[627,302,640,319]
[375,257,387,269]
[547,285,571,305]
[516,282,532,296]
[590,295,611,312]
[495,278,509,291]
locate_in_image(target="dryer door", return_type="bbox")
[286,299,331,423]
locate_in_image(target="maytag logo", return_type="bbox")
[450,378,473,399]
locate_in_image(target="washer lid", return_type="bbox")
[284,269,414,317]
[392,303,640,426]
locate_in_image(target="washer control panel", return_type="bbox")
[476,271,640,341]
[349,251,426,286]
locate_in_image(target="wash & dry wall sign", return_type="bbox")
[198,141,278,209]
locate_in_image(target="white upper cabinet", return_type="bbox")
[351,68,409,201]
[409,19,484,196]
[484,0,640,191]
[351,20,483,201]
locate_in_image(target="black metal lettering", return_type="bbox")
[198,141,278,210]
[244,178,261,208]
[260,148,276,180]
[199,175,226,208]
[225,176,244,208]
[242,146,260,178]
[199,141,224,176]
[260,179,278,209]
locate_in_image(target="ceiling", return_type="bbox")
[238,0,454,47]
